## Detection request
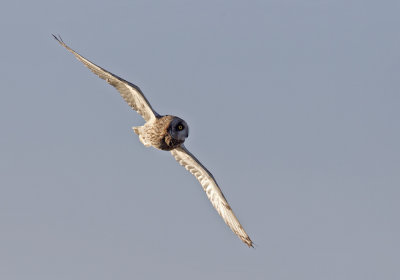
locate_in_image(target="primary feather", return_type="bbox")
[171,146,253,247]
[53,35,159,122]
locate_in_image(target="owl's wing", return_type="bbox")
[53,35,159,122]
[171,145,253,247]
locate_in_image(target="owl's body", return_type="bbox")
[133,115,188,151]
[53,35,253,247]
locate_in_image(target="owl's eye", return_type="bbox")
[178,125,184,130]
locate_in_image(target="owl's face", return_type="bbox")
[169,117,189,141]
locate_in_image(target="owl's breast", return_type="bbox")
[158,134,185,151]
[145,115,185,151]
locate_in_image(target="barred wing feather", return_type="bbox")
[171,145,253,247]
[53,35,159,122]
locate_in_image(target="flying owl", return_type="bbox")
[53,35,253,247]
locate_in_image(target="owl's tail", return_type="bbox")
[132,126,141,135]
[132,126,151,147]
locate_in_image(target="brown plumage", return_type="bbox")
[134,115,185,151]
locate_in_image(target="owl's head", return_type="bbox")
[169,117,189,141]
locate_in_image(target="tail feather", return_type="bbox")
[132,126,140,135]
[132,126,151,147]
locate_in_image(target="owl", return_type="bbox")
[53,35,253,247]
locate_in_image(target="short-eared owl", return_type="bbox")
[53,35,253,247]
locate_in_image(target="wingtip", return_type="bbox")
[245,238,254,248]
[239,233,254,248]
[52,33,59,41]
[52,34,65,45]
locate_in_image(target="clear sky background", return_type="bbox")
[1,1,399,279]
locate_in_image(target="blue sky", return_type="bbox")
[1,1,399,279]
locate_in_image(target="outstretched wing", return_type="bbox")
[53,35,159,122]
[171,145,253,247]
